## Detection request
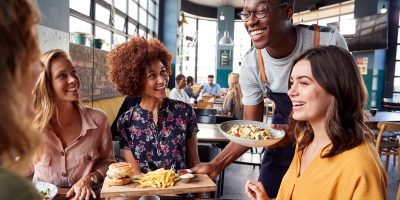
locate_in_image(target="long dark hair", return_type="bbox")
[289,46,373,158]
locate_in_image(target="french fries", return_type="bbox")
[133,168,179,188]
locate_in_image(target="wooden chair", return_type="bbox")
[375,122,400,171]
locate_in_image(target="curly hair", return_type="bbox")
[107,37,173,96]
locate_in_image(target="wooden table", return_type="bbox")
[197,123,229,143]
[55,187,198,200]
[366,111,400,122]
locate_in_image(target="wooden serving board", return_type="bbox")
[100,174,216,198]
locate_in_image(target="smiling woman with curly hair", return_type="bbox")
[107,37,200,174]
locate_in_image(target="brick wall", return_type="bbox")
[69,43,121,102]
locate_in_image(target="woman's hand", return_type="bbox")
[245,180,270,200]
[66,175,97,200]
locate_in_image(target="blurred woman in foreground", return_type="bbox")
[0,0,42,199]
[33,49,115,200]
[107,37,200,174]
[245,46,387,200]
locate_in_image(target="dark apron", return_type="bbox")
[260,87,295,198]
[255,24,320,197]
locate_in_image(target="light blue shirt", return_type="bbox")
[202,83,221,96]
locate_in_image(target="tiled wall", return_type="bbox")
[69,43,121,102]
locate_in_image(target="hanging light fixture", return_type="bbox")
[218,2,233,45]
[178,11,188,27]
[219,9,225,21]
[380,4,387,14]
[219,30,233,45]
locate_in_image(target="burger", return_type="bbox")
[104,162,134,186]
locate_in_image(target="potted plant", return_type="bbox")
[90,38,105,49]
[72,32,88,45]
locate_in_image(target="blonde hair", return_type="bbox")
[0,0,41,173]
[33,49,78,131]
[228,73,243,107]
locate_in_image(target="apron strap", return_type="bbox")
[256,25,321,85]
[313,24,320,47]
[256,49,267,84]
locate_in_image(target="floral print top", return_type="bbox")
[117,98,198,172]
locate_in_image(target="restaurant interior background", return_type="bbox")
[34,0,400,110]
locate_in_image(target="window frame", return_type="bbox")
[69,0,158,49]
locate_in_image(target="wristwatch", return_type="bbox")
[90,173,99,185]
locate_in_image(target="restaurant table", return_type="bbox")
[55,188,220,200]
[366,111,400,123]
[196,123,229,197]
[197,123,228,143]
[382,98,400,111]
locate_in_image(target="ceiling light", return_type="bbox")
[380,4,387,14]
[219,9,225,21]
[219,31,233,45]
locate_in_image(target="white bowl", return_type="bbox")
[219,120,285,147]
[34,181,57,200]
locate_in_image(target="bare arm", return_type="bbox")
[186,136,200,168]
[193,102,264,178]
[121,149,142,175]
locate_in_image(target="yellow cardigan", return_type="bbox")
[276,140,387,200]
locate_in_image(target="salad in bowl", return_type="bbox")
[219,120,285,147]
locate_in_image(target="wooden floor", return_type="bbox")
[219,152,398,200]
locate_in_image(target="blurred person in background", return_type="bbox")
[107,37,200,174]
[222,73,244,120]
[202,75,221,97]
[0,0,42,199]
[184,76,203,100]
[33,49,116,200]
[245,46,387,200]
[169,74,191,104]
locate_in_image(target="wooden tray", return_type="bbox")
[100,174,216,198]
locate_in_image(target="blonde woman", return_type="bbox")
[222,73,243,120]
[33,49,116,200]
[0,0,43,199]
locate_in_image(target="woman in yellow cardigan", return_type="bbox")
[245,46,387,200]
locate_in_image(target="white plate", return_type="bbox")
[219,120,285,147]
[34,182,57,200]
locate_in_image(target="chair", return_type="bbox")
[375,122,400,171]
[112,140,124,162]
[195,108,217,124]
[195,108,224,197]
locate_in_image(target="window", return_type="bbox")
[115,0,127,13]
[317,16,339,26]
[128,22,137,35]
[394,13,400,99]
[95,26,111,50]
[70,16,92,35]
[114,34,127,45]
[178,17,217,83]
[197,20,217,83]
[96,4,110,25]
[180,17,197,78]
[139,7,147,26]
[70,0,158,50]
[70,0,90,16]
[139,0,148,9]
[114,14,126,32]
[129,1,139,20]
[233,21,251,73]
